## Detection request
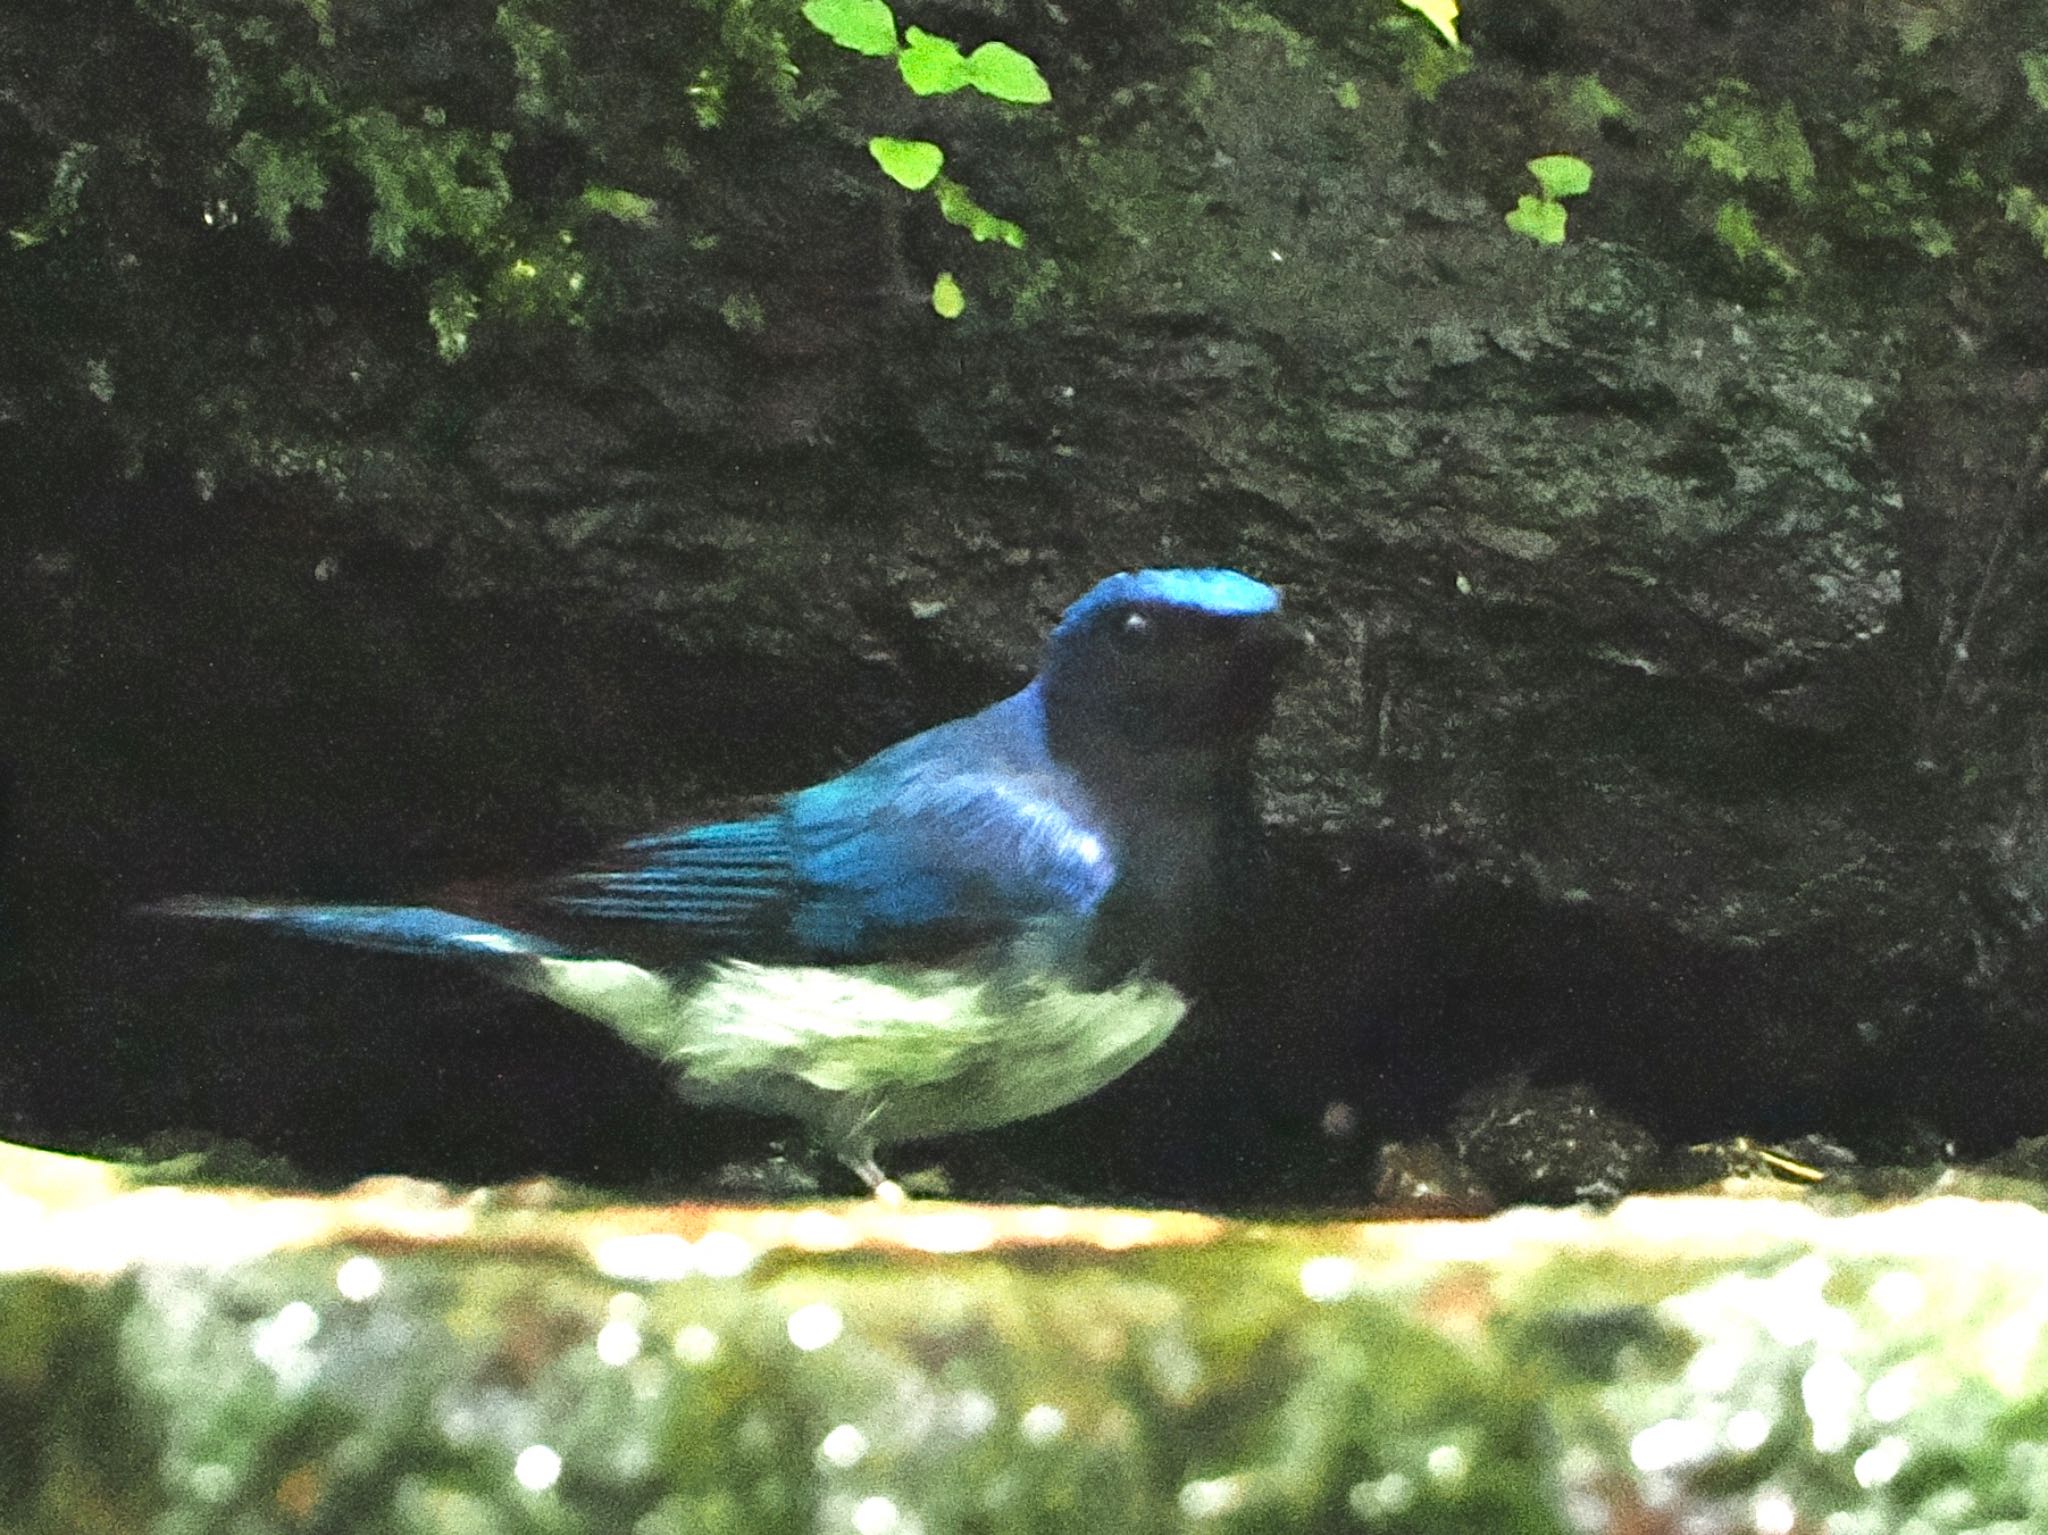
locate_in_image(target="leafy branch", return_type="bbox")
[803,0,1049,316]
[1504,154,1592,246]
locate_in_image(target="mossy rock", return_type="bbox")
[5,1140,2048,1532]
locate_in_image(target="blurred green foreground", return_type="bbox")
[4,1139,2048,1534]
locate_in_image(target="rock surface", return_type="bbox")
[3,0,2047,1196]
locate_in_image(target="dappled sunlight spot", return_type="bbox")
[1095,1213,1159,1250]
[1752,1489,1797,1535]
[1764,1257,1850,1348]
[512,1444,561,1492]
[850,1494,901,1535]
[773,1202,1223,1253]
[1612,1195,1819,1247]
[788,1302,844,1352]
[693,1230,758,1278]
[1685,1338,1748,1395]
[1298,1254,1359,1302]
[790,1208,858,1250]
[1018,1403,1066,1443]
[593,1229,758,1281]
[595,1319,642,1366]
[1631,1416,1715,1473]
[1347,1472,1415,1521]
[250,1300,321,1389]
[817,1424,867,1469]
[339,1177,473,1234]
[899,1210,996,1254]
[1868,1268,1925,1321]
[1424,1443,1469,1486]
[0,1187,39,1231]
[951,1390,997,1436]
[334,1254,383,1301]
[1666,1254,1855,1361]
[1865,1360,1921,1422]
[15,1187,334,1277]
[1801,1354,1863,1454]
[1018,1206,1071,1240]
[1852,1434,1909,1488]
[1176,1476,1246,1519]
[1980,1285,2048,1396]
[592,1233,695,1281]
[1726,1408,1774,1451]
[189,1463,236,1504]
[672,1323,719,1365]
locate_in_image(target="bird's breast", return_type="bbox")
[523,952,1188,1146]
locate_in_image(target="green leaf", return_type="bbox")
[720,291,766,332]
[1760,102,1816,196]
[932,271,965,318]
[868,136,944,190]
[899,27,970,95]
[1398,0,1460,47]
[233,133,329,242]
[581,186,656,223]
[801,0,898,57]
[1682,88,1814,200]
[2004,186,2048,258]
[1504,195,1567,245]
[427,276,478,362]
[963,41,1050,104]
[1910,216,1955,259]
[1714,199,1763,259]
[2023,51,2048,111]
[933,178,1025,247]
[1683,130,1746,181]
[1401,35,1471,100]
[1895,10,1941,53]
[1528,155,1592,200]
[1562,75,1630,132]
[1714,200,1799,277]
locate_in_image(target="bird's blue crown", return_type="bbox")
[1053,568,1280,638]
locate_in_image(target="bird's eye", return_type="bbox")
[1115,610,1153,644]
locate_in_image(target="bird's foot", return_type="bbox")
[845,1153,908,1206]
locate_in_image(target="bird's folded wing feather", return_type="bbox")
[542,760,1116,962]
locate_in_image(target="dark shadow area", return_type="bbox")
[0,471,2034,1208]
[6,804,2030,1206]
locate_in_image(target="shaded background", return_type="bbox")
[4,0,2048,1203]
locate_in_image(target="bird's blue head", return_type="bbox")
[1040,568,1289,758]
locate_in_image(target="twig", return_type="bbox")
[1934,422,2048,728]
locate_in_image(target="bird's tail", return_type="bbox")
[139,896,570,962]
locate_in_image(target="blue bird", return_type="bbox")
[148,568,1289,1199]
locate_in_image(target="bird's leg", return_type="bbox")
[845,1153,907,1207]
[828,1097,906,1204]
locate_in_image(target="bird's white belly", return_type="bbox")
[527,955,1187,1146]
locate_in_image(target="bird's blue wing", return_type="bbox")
[546,814,800,941]
[545,747,1115,962]
[782,765,1115,955]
